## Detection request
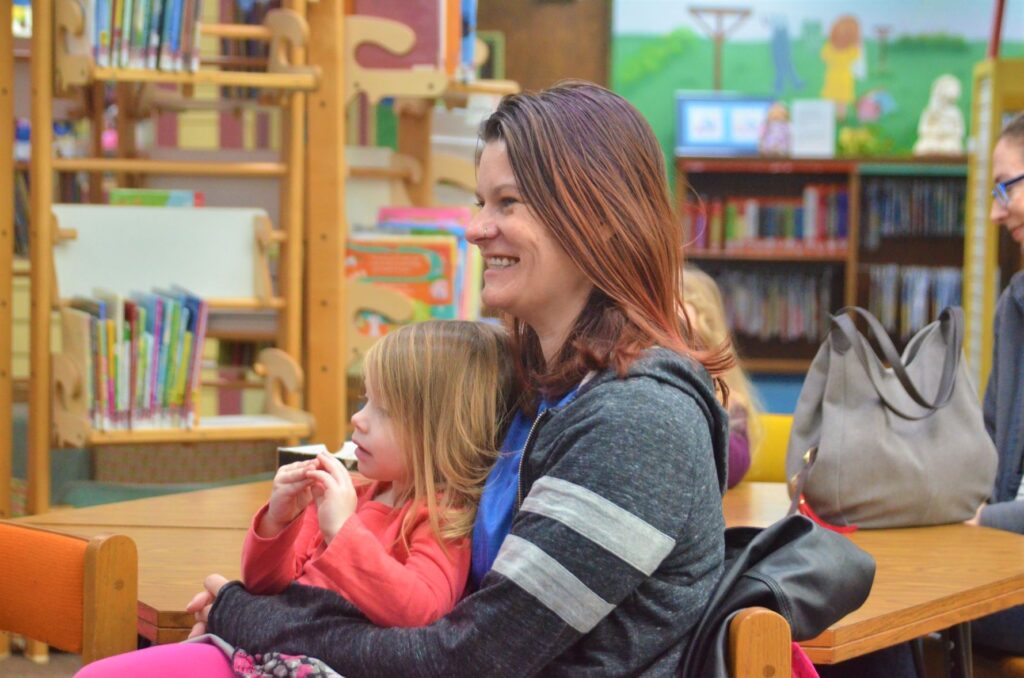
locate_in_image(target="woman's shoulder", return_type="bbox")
[570,348,724,430]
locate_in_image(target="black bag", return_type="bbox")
[679,515,875,677]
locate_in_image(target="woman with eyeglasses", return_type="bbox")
[965,112,1024,655]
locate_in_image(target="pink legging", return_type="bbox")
[75,642,234,678]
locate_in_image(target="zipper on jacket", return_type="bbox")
[516,409,553,511]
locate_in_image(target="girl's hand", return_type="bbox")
[261,460,317,537]
[185,573,229,638]
[307,452,358,543]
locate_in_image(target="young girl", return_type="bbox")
[683,267,763,488]
[239,320,516,630]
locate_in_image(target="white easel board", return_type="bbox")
[51,205,267,299]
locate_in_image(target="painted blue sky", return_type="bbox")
[613,0,1024,41]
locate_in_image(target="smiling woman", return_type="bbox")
[77,82,737,678]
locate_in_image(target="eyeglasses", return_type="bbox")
[993,172,1024,207]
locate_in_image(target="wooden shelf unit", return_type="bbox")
[23,0,318,514]
[677,156,967,373]
[13,0,516,515]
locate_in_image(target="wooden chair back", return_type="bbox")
[0,521,138,665]
[728,607,792,677]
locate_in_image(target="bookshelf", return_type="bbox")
[677,156,967,373]
[13,0,511,515]
[25,0,320,514]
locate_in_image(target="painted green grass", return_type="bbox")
[613,34,1024,165]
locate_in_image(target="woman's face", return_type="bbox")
[991,137,1024,248]
[469,141,593,342]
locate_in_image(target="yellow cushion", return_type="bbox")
[745,414,792,483]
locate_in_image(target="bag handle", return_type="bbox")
[831,306,962,420]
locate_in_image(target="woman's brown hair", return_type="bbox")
[478,80,732,401]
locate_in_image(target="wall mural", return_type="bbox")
[611,0,1024,159]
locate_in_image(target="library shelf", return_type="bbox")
[83,416,311,446]
[51,157,287,177]
[687,249,848,263]
[677,154,968,374]
[741,358,813,374]
[677,157,856,175]
[91,66,318,91]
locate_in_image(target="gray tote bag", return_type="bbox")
[786,307,997,528]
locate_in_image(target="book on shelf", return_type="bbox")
[108,188,205,206]
[866,264,962,341]
[278,442,359,470]
[684,185,849,255]
[60,288,210,432]
[73,0,205,72]
[696,267,836,343]
[376,206,483,321]
[861,177,965,250]
[346,231,460,339]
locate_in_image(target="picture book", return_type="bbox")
[108,188,205,206]
[347,232,459,325]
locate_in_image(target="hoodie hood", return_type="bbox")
[579,347,731,494]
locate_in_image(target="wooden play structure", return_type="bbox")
[2,0,515,514]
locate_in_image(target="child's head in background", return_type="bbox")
[353,320,516,546]
[682,268,764,459]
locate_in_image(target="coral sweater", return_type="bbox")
[241,481,470,628]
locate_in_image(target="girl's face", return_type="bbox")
[349,382,408,487]
[991,137,1024,248]
[468,141,593,343]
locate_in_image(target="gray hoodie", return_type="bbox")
[208,347,729,676]
[981,270,1024,533]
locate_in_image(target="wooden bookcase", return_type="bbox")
[677,156,967,374]
[8,0,513,515]
[23,0,320,514]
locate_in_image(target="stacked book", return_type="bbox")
[60,287,209,430]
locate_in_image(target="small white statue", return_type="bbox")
[913,74,965,156]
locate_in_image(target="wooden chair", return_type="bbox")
[0,522,138,665]
[728,607,792,677]
[745,414,793,483]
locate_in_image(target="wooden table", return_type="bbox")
[725,483,1024,665]
[15,480,1024,664]
[16,482,272,642]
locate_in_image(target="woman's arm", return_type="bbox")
[980,501,1024,534]
[296,509,471,627]
[209,377,724,676]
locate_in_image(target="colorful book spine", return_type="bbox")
[108,188,205,206]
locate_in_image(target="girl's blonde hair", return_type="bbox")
[682,268,763,453]
[362,320,516,551]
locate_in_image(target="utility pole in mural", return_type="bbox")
[874,26,892,73]
[688,6,751,90]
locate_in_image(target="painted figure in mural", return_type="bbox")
[767,14,804,97]
[820,15,862,120]
[912,74,964,156]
